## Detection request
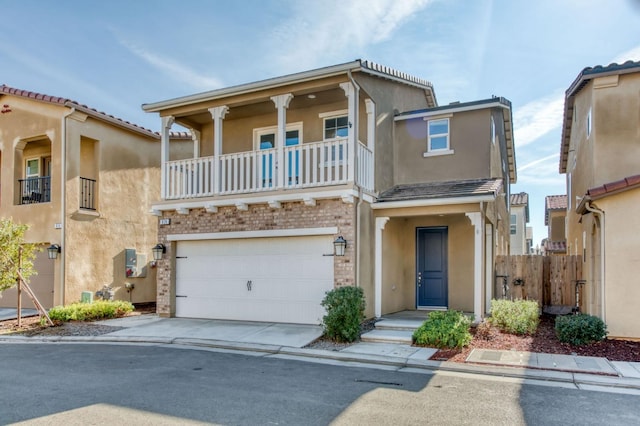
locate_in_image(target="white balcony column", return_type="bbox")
[485,223,493,314]
[374,216,390,318]
[271,93,294,189]
[185,127,201,159]
[339,82,358,182]
[160,116,175,199]
[209,106,229,195]
[466,212,485,322]
[364,98,375,152]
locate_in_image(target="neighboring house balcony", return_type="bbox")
[155,82,376,209]
[18,176,51,205]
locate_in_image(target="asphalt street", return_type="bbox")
[1,343,638,425]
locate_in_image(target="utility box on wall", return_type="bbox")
[125,248,147,278]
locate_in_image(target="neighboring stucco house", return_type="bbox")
[559,60,640,338]
[0,85,192,309]
[509,192,529,255]
[143,60,516,324]
[543,195,567,255]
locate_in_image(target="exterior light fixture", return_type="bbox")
[47,244,61,260]
[152,243,166,261]
[333,236,347,257]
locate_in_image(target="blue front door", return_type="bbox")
[416,227,448,308]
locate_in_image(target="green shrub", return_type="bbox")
[321,286,365,342]
[555,314,607,346]
[489,299,539,335]
[49,300,134,322]
[412,310,472,349]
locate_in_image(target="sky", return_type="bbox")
[2,0,640,246]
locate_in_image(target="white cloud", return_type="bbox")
[518,153,559,172]
[513,93,565,148]
[270,0,432,71]
[113,33,222,91]
[611,45,640,64]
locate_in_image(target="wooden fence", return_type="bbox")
[494,255,583,310]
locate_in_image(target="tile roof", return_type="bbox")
[0,84,190,139]
[377,178,502,202]
[544,240,567,253]
[560,60,640,173]
[510,192,528,206]
[586,174,640,198]
[544,195,566,225]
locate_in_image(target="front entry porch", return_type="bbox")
[361,310,472,344]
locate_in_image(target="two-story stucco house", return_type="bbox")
[560,60,640,338]
[143,60,516,324]
[543,194,567,255]
[509,192,530,255]
[0,85,192,309]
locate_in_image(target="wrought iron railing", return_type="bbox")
[80,177,97,210]
[18,176,51,205]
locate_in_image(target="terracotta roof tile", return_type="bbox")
[510,192,528,205]
[544,240,567,253]
[1,84,190,139]
[586,174,640,199]
[377,178,502,202]
[545,195,567,210]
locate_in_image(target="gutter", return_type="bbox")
[59,107,75,306]
[582,200,606,322]
[371,194,496,210]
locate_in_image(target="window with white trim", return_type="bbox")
[323,115,349,140]
[491,116,496,145]
[586,107,592,138]
[510,214,517,235]
[423,118,454,157]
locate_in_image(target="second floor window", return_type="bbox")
[428,118,450,152]
[510,214,517,235]
[324,116,348,140]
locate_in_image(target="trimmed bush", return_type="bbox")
[49,300,134,322]
[321,286,365,343]
[412,310,472,349]
[555,313,607,346]
[489,299,539,335]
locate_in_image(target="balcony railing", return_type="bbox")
[18,176,51,205]
[80,177,97,210]
[163,138,374,200]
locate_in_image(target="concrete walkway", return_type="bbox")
[2,314,640,392]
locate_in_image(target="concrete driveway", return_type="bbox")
[0,308,38,321]
[99,315,323,348]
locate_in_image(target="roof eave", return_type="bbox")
[371,193,496,210]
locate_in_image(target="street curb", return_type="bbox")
[2,335,639,391]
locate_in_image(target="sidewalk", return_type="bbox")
[2,314,639,392]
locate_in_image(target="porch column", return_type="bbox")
[339,82,358,182]
[271,93,294,189]
[185,127,201,159]
[364,99,375,152]
[466,212,484,322]
[375,216,390,318]
[209,106,229,195]
[160,116,175,200]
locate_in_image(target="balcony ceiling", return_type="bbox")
[176,87,346,127]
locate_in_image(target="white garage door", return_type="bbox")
[175,235,334,324]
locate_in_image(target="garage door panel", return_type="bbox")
[176,236,334,324]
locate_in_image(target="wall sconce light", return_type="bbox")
[333,236,347,257]
[152,243,166,261]
[47,244,61,260]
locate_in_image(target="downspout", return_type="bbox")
[583,201,605,323]
[60,107,75,306]
[347,71,363,288]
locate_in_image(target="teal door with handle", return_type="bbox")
[416,227,448,308]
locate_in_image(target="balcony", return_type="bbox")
[18,176,51,205]
[163,139,374,200]
[80,177,97,210]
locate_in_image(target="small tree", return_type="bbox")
[0,218,38,292]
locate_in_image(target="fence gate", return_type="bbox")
[494,255,583,311]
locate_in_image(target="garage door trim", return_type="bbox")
[167,226,338,242]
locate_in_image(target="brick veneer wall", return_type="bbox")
[155,198,356,317]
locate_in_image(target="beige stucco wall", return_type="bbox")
[598,190,640,338]
[393,109,493,186]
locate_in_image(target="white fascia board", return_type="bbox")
[394,101,508,122]
[371,194,496,210]
[150,188,362,212]
[167,227,339,242]
[142,61,362,112]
